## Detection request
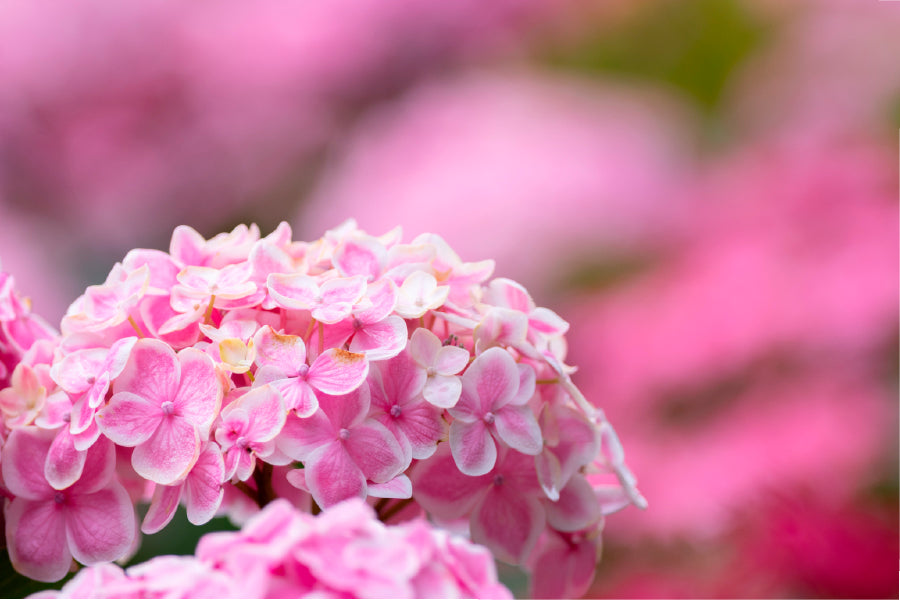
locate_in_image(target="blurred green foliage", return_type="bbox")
[538,0,767,116]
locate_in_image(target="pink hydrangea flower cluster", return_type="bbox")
[31,498,511,599]
[0,221,643,596]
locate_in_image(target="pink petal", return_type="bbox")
[45,429,87,491]
[434,344,470,375]
[544,475,602,532]
[271,377,319,417]
[410,444,490,520]
[423,375,462,409]
[464,347,520,413]
[112,338,179,407]
[132,418,200,485]
[488,278,535,314]
[142,483,183,534]
[343,421,407,483]
[535,450,563,502]
[470,486,545,565]
[510,364,537,406]
[66,483,136,565]
[408,327,441,366]
[97,391,162,447]
[449,420,497,477]
[494,404,543,456]
[350,316,408,361]
[304,442,366,508]
[394,402,445,460]
[50,348,106,394]
[367,474,412,499]
[5,498,71,582]
[276,410,335,460]
[174,348,223,434]
[355,278,397,322]
[68,436,119,495]
[310,355,370,409]
[528,307,569,336]
[319,275,367,307]
[529,533,597,599]
[70,392,97,435]
[2,427,55,499]
[333,238,386,281]
[252,326,307,375]
[266,273,319,310]
[238,385,286,442]
[184,444,225,525]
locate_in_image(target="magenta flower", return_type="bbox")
[448,346,541,476]
[322,277,408,360]
[277,384,407,508]
[2,427,135,582]
[266,273,367,324]
[97,338,223,484]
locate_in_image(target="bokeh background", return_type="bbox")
[0,0,897,597]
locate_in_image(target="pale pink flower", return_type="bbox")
[60,264,148,335]
[215,385,285,481]
[448,346,541,476]
[367,350,446,464]
[2,428,135,582]
[0,362,49,427]
[321,277,408,360]
[97,338,223,485]
[394,271,450,319]
[278,384,407,508]
[252,325,368,417]
[407,327,469,408]
[266,273,367,324]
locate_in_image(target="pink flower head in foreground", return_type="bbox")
[1,220,640,597]
[37,498,511,599]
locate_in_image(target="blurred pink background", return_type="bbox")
[0,1,896,597]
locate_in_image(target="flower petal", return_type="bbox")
[174,348,223,434]
[304,442,366,509]
[66,483,136,565]
[308,348,369,396]
[471,485,545,565]
[5,498,71,582]
[45,429,87,491]
[142,483,183,534]
[2,427,55,499]
[112,338,179,407]
[494,404,543,456]
[132,418,200,485]
[343,421,407,483]
[184,444,225,525]
[97,391,162,448]
[449,420,496,477]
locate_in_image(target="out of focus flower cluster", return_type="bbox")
[31,498,511,599]
[0,221,642,598]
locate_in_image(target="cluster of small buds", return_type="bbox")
[0,221,645,596]
[31,498,511,599]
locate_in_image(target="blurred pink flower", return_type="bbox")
[565,141,897,540]
[297,72,697,293]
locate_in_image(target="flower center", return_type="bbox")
[338,428,351,440]
[54,492,66,505]
[62,412,71,423]
[492,474,504,486]
[353,317,363,330]
[297,364,310,378]
[161,401,176,416]
[389,405,402,418]
[483,412,495,425]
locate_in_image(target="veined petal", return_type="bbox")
[544,475,603,532]
[319,275,367,307]
[343,420,407,483]
[333,237,386,281]
[267,273,319,310]
[184,444,225,525]
[276,410,335,460]
[494,404,543,456]
[270,377,318,417]
[367,474,412,499]
[142,483,183,534]
[528,307,569,336]
[237,385,286,442]
[410,444,490,521]
[350,316,408,361]
[252,326,306,375]
[471,486,545,565]
[6,498,71,582]
[408,327,441,367]
[434,344,470,375]
[463,347,520,413]
[112,338,179,407]
[97,391,162,448]
[66,483,136,565]
[174,348,223,434]
[45,429,86,491]
[2,427,55,499]
[449,420,496,477]
[304,442,366,509]
[308,348,368,396]
[355,278,397,323]
[132,418,200,485]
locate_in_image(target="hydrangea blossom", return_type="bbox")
[0,222,643,598]
[32,498,511,599]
